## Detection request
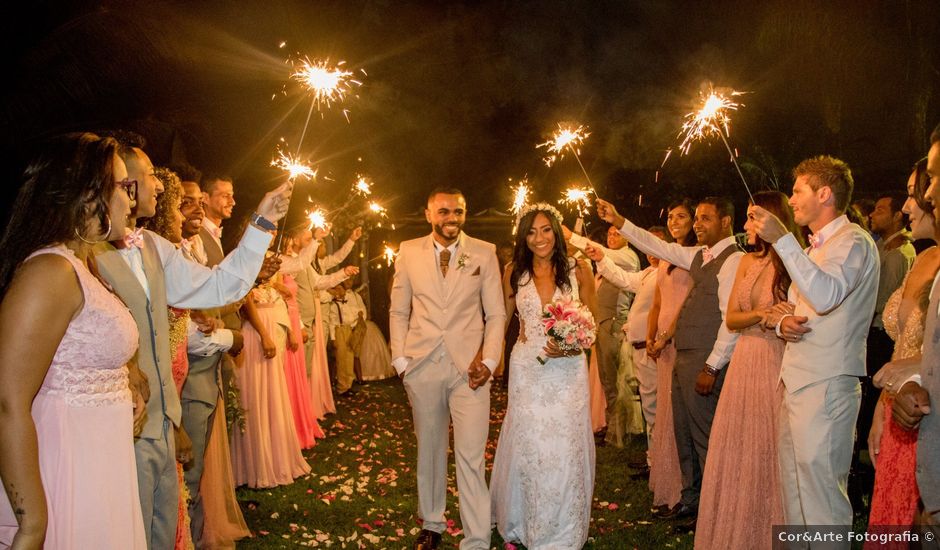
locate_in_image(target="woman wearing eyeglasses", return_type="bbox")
[0,133,146,549]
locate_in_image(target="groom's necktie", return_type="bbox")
[439,248,451,277]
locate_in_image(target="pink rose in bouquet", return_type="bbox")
[537,295,596,364]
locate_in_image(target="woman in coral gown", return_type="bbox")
[278,272,324,448]
[866,159,940,542]
[694,191,801,549]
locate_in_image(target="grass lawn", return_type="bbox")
[235,378,696,549]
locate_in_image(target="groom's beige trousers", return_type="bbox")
[402,347,491,550]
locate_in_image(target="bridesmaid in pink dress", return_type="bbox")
[695,191,800,549]
[866,160,940,543]
[0,133,146,549]
[230,280,311,488]
[647,200,695,514]
[278,272,325,447]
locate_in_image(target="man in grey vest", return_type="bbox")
[94,135,293,549]
[893,125,940,538]
[597,197,742,530]
[565,224,640,444]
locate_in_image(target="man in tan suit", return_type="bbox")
[390,187,505,550]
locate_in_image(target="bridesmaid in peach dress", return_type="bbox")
[695,191,800,549]
[647,200,696,515]
[0,133,146,549]
[230,279,311,488]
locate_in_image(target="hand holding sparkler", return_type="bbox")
[747,205,789,244]
[595,198,625,229]
[583,242,605,262]
[255,181,295,223]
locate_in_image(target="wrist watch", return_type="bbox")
[704,365,720,377]
[250,212,277,231]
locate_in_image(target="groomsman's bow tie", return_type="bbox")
[123,228,145,249]
[701,246,714,263]
[808,233,822,249]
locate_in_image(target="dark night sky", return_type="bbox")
[2,0,939,232]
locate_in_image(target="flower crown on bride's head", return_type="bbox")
[515,202,564,227]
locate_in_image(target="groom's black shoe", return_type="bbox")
[413,529,441,550]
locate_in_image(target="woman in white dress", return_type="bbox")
[491,203,598,549]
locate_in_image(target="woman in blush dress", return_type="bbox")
[866,159,940,543]
[647,199,696,516]
[491,204,599,549]
[0,133,146,549]
[230,266,311,488]
[694,191,802,549]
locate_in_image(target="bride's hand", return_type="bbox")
[543,339,581,358]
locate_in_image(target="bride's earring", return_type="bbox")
[74,214,112,245]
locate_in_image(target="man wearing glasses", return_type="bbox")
[94,132,293,550]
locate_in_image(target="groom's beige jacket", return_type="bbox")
[389,232,505,374]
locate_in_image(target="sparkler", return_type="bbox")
[271,150,317,181]
[306,208,328,231]
[509,178,531,216]
[289,56,362,150]
[291,57,359,112]
[353,175,373,196]
[560,186,592,219]
[383,246,397,267]
[537,123,598,198]
[368,201,388,217]
[668,84,754,202]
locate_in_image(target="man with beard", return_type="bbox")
[597,197,743,532]
[390,187,505,550]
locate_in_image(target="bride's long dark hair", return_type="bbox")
[509,208,571,297]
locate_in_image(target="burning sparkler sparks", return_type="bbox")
[676,86,745,156]
[353,175,373,196]
[291,57,360,112]
[306,208,328,231]
[509,178,531,216]
[537,123,590,168]
[368,201,388,218]
[383,246,397,267]
[560,186,592,218]
[665,83,754,201]
[271,151,317,181]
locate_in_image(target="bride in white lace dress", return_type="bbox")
[491,205,599,549]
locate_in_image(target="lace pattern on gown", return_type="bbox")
[493,265,594,548]
[30,245,138,408]
[882,271,924,361]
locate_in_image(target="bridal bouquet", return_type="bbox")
[537,295,596,364]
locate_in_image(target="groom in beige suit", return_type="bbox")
[390,187,505,550]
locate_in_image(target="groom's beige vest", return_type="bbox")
[389,233,505,373]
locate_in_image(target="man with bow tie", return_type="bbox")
[751,156,879,535]
[325,281,367,396]
[596,196,742,531]
[93,132,294,550]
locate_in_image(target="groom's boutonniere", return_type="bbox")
[456,252,470,271]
